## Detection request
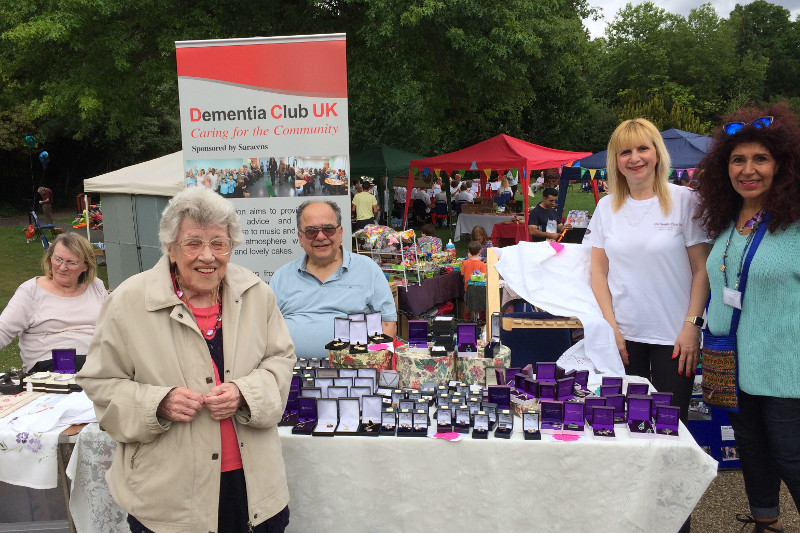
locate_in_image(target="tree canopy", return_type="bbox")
[2,0,800,209]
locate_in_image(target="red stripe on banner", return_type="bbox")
[176,41,347,97]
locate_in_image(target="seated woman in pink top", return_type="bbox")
[0,233,107,373]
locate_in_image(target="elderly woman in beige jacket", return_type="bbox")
[78,187,296,533]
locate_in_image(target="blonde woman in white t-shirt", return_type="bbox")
[584,118,710,426]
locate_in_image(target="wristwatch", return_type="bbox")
[685,316,704,328]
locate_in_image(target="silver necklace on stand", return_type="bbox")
[622,198,656,226]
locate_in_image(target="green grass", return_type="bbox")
[0,218,108,371]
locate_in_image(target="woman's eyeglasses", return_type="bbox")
[52,256,83,268]
[724,116,773,135]
[177,238,233,256]
[300,225,340,239]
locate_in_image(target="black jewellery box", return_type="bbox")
[335,398,361,436]
[381,408,397,436]
[436,406,453,433]
[312,398,339,436]
[472,411,490,439]
[324,317,351,351]
[523,410,541,440]
[413,409,429,437]
[494,409,514,439]
[359,395,383,436]
[397,409,414,437]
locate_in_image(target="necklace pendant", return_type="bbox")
[720,265,726,272]
[206,329,214,336]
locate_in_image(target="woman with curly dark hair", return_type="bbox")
[696,103,800,533]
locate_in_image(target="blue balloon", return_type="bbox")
[39,151,49,168]
[24,135,37,148]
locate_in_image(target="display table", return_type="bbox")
[68,400,717,533]
[491,220,528,246]
[396,271,464,316]
[454,213,516,242]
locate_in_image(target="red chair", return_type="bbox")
[431,201,449,225]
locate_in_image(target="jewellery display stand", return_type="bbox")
[354,230,421,286]
[454,405,471,434]
[381,408,397,436]
[583,397,606,426]
[335,398,361,436]
[324,317,351,351]
[397,409,414,437]
[523,411,541,440]
[656,406,680,439]
[494,409,514,439]
[627,395,654,438]
[312,398,338,436]
[562,402,585,435]
[472,412,490,439]
[292,397,318,435]
[591,406,616,438]
[412,409,429,436]
[541,401,565,435]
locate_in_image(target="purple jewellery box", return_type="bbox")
[292,396,318,435]
[650,392,674,418]
[555,376,575,402]
[52,348,77,374]
[604,394,626,424]
[535,362,557,383]
[487,385,512,411]
[602,376,623,388]
[626,382,650,397]
[457,323,478,356]
[540,401,564,434]
[627,395,654,437]
[656,405,680,438]
[583,396,606,426]
[592,406,616,438]
[538,381,556,401]
[563,402,585,434]
[408,320,429,349]
[600,384,622,397]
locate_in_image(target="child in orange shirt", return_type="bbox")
[461,240,487,290]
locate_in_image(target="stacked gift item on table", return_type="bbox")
[327,313,394,371]
[22,348,83,393]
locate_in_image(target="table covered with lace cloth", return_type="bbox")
[67,384,717,533]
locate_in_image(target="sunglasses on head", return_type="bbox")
[724,116,773,136]
[300,225,339,239]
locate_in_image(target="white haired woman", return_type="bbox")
[77,187,296,533]
[0,232,107,372]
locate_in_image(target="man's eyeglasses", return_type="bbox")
[52,256,82,268]
[724,116,773,136]
[300,225,340,239]
[177,238,233,256]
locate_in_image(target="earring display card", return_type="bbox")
[455,405,471,433]
[436,407,453,432]
[523,411,541,440]
[397,409,414,436]
[413,409,429,436]
[381,408,396,436]
[540,401,564,434]
[472,412,490,439]
[437,393,450,409]
[494,409,514,439]
[399,398,415,412]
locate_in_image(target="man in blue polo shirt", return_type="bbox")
[270,200,397,358]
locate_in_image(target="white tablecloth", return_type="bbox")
[454,213,516,242]
[67,398,717,533]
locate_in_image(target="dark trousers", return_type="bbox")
[127,469,290,533]
[625,340,694,423]
[353,218,374,231]
[729,391,800,519]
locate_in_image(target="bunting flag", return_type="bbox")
[675,169,684,179]
[599,169,606,178]
[469,161,478,171]
[459,169,466,177]
[580,168,588,178]
[434,170,442,179]
[687,169,695,178]
[483,169,492,180]
[422,168,429,178]
[589,169,597,179]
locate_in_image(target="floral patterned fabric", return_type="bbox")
[455,343,511,385]
[0,394,60,489]
[329,348,394,371]
[395,345,455,389]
